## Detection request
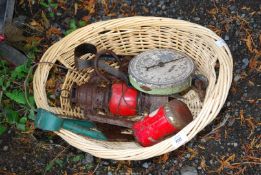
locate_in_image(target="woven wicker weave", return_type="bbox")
[33,16,233,160]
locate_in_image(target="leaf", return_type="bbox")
[159,153,169,163]
[29,95,35,106]
[72,155,84,162]
[16,123,26,131]
[200,157,207,171]
[19,117,27,124]
[5,90,26,105]
[5,108,19,124]
[41,11,50,29]
[49,12,55,18]
[40,1,49,8]
[64,28,76,36]
[208,8,218,15]
[248,58,257,70]
[5,110,17,122]
[28,109,35,120]
[50,3,58,9]
[69,19,77,30]
[244,34,254,53]
[0,75,11,91]
[46,27,61,38]
[0,124,7,135]
[54,159,63,167]
[78,20,87,27]
[84,0,96,14]
[11,63,28,79]
[45,161,54,172]
[187,147,198,160]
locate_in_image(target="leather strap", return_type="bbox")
[74,43,129,85]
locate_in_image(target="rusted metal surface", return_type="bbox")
[72,81,170,116]
[94,50,129,84]
[84,113,134,128]
[138,93,169,113]
[71,83,110,114]
[165,99,193,130]
[192,74,208,101]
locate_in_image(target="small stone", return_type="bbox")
[162,5,166,10]
[82,153,94,164]
[22,156,26,160]
[233,143,238,147]
[234,74,241,82]
[142,162,149,169]
[107,172,113,175]
[228,117,235,127]
[209,160,213,165]
[185,153,191,159]
[229,5,236,11]
[227,102,231,107]
[3,146,8,151]
[224,35,229,41]
[242,58,249,69]
[56,12,62,16]
[193,17,200,21]
[180,166,198,175]
[102,161,109,166]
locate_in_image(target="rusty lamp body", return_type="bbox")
[71,82,168,116]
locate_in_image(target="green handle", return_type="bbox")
[35,108,63,131]
[63,119,95,128]
[35,108,107,140]
[63,121,107,140]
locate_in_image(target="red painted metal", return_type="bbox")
[0,34,5,42]
[132,100,193,147]
[109,82,138,116]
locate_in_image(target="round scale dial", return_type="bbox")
[128,49,195,95]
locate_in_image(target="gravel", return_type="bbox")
[224,35,229,40]
[142,162,150,169]
[3,146,8,151]
[180,166,198,175]
[233,74,241,82]
[193,17,200,21]
[82,153,94,164]
[242,58,249,69]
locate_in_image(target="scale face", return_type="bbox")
[128,49,195,95]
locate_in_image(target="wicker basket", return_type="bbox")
[33,16,233,160]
